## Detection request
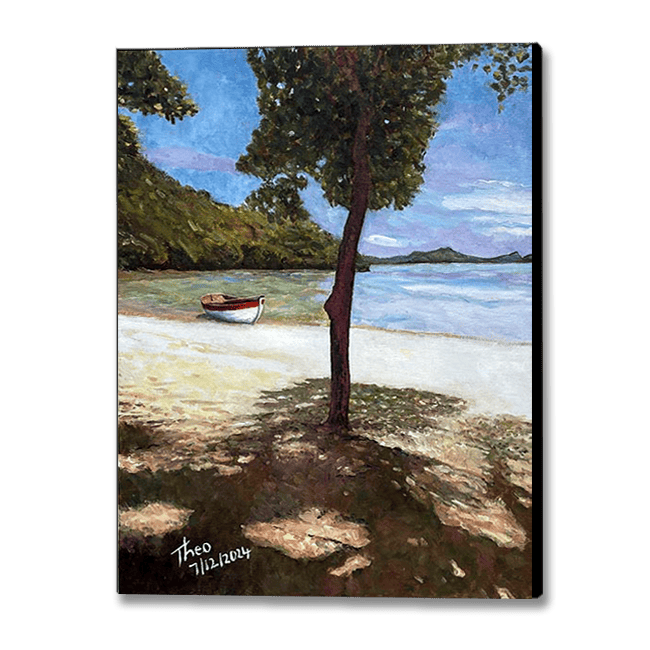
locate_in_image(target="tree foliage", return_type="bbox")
[238,45,531,211]
[117,49,199,174]
[237,44,532,429]
[117,50,337,271]
[117,49,199,123]
[118,146,339,271]
[243,174,311,224]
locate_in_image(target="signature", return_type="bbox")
[171,536,251,576]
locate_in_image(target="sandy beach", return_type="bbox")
[118,311,534,597]
[119,314,531,428]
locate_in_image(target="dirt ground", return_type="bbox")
[118,378,534,597]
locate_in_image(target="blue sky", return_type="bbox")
[128,47,533,258]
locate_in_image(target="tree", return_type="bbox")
[117,49,199,123]
[243,174,311,223]
[117,50,199,171]
[237,45,532,430]
[117,50,201,264]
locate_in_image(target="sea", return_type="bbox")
[118,262,532,343]
[352,263,532,342]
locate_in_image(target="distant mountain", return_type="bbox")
[361,247,532,266]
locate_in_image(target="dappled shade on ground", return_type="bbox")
[118,379,532,597]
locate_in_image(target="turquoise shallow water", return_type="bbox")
[118,262,532,342]
[118,269,332,325]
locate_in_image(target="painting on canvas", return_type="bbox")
[117,44,541,597]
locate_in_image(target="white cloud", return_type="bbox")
[442,180,532,217]
[488,226,533,237]
[470,180,519,188]
[473,215,531,225]
[366,234,401,247]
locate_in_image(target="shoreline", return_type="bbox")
[119,312,532,426]
[118,305,532,347]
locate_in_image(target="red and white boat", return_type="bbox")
[200,293,265,324]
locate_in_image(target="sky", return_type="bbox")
[128,47,533,258]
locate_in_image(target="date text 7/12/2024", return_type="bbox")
[171,537,251,576]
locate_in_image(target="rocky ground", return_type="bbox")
[118,379,533,598]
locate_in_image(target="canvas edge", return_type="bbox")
[111,42,556,616]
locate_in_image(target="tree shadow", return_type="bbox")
[118,379,533,597]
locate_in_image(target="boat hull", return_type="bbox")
[201,295,265,324]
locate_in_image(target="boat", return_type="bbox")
[200,293,265,324]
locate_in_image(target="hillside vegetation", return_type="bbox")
[118,116,339,271]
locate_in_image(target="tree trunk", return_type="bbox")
[323,111,372,430]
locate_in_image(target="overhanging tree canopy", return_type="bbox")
[117,49,199,124]
[117,49,199,171]
[237,46,530,208]
[238,45,532,429]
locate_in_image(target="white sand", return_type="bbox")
[119,315,531,422]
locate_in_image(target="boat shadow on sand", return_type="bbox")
[118,379,533,597]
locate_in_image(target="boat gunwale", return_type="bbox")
[200,293,265,313]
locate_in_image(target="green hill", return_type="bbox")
[117,119,339,271]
